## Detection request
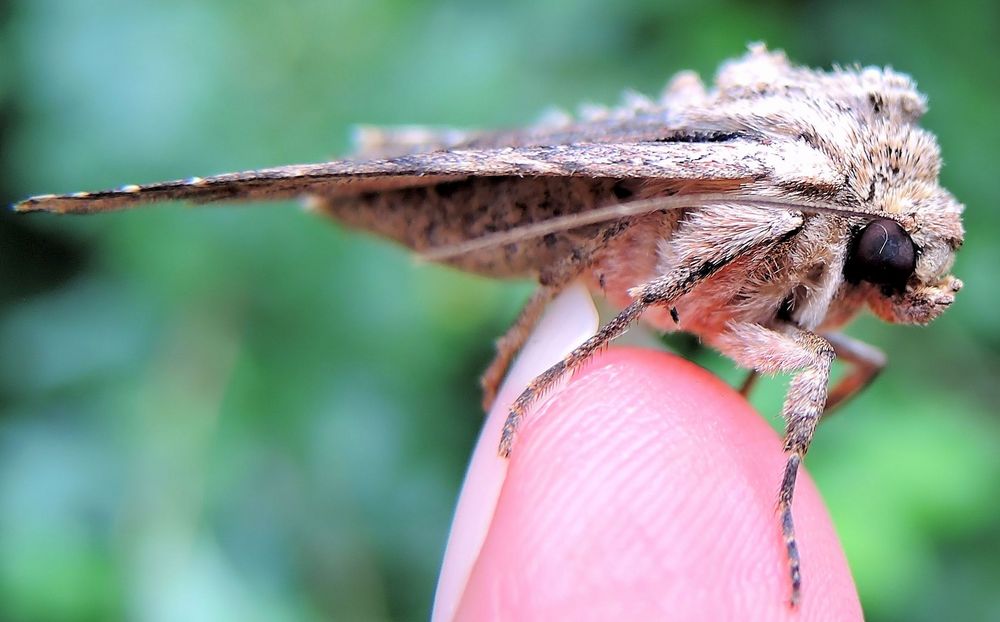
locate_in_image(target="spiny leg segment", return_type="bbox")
[481,229,628,411]
[719,323,834,606]
[481,253,597,411]
[733,331,885,604]
[494,202,804,446]
[739,331,884,417]
[480,285,558,411]
[497,261,726,457]
[497,299,646,457]
[494,205,809,596]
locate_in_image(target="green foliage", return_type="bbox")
[1,0,998,619]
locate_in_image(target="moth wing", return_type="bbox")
[14,141,775,215]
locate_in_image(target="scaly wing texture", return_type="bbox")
[13,44,958,274]
[13,139,817,214]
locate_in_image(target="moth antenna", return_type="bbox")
[417,194,689,261]
[417,194,863,262]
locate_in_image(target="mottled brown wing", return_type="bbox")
[350,112,726,157]
[14,141,772,215]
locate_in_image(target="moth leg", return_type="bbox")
[822,332,886,415]
[480,286,557,411]
[717,324,835,607]
[497,299,646,457]
[497,204,805,456]
[498,265,717,457]
[738,370,759,397]
[480,250,598,411]
[737,332,882,414]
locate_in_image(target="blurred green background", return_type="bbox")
[1,0,998,620]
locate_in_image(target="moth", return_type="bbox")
[14,44,964,606]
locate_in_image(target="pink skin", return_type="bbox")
[435,347,862,621]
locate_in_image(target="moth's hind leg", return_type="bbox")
[716,323,835,607]
[480,285,557,411]
[497,262,720,456]
[480,254,594,411]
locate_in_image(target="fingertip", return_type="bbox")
[456,348,861,621]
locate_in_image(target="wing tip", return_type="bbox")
[11,194,57,213]
[11,192,108,214]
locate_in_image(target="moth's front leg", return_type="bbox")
[717,323,835,607]
[823,332,886,414]
[738,370,760,397]
[736,332,884,415]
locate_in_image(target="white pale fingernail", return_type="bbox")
[431,281,598,622]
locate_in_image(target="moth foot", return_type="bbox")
[498,410,520,458]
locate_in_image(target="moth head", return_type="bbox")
[848,205,964,325]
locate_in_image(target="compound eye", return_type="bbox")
[844,218,916,290]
